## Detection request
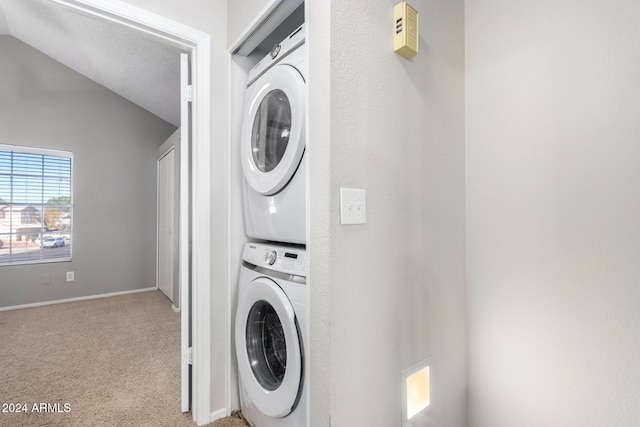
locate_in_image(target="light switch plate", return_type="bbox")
[340,188,367,225]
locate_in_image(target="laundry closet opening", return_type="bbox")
[227,1,308,425]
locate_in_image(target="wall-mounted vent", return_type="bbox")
[396,17,404,34]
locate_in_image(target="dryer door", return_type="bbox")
[235,277,303,418]
[241,64,306,196]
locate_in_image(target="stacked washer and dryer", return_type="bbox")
[235,24,308,427]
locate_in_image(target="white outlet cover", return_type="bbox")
[66,271,75,282]
[340,188,367,225]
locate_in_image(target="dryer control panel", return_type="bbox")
[243,242,306,277]
[247,24,305,86]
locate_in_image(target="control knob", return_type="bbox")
[265,250,277,265]
[270,43,281,59]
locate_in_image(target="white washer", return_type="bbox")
[235,242,307,427]
[241,24,306,245]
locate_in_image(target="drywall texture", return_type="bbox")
[466,1,640,426]
[0,36,175,307]
[306,2,331,425]
[1,0,184,126]
[308,0,467,425]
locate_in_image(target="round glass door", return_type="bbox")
[246,300,287,391]
[235,277,302,418]
[241,65,306,196]
[251,89,291,174]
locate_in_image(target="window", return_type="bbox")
[0,144,72,266]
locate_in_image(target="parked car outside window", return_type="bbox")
[42,236,65,248]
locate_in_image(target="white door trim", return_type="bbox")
[43,0,212,424]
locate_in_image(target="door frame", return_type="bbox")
[44,0,212,424]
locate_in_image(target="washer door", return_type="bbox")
[235,277,302,418]
[241,64,306,196]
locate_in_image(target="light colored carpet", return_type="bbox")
[211,412,250,427]
[0,290,225,426]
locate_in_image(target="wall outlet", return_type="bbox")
[41,274,51,285]
[66,271,75,282]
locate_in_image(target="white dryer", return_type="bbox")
[235,242,307,427]
[241,24,306,245]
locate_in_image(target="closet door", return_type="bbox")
[158,148,175,302]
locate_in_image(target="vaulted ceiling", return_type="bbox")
[0,0,184,127]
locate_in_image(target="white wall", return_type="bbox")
[466,1,640,425]
[309,1,467,425]
[306,2,331,425]
[0,36,175,307]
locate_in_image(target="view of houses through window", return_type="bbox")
[0,145,72,266]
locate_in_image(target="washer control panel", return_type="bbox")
[243,243,306,277]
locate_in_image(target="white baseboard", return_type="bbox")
[0,287,157,312]
[171,304,180,313]
[210,408,227,422]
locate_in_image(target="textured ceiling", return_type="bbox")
[0,0,183,126]
[0,5,8,34]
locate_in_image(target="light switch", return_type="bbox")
[340,188,366,225]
